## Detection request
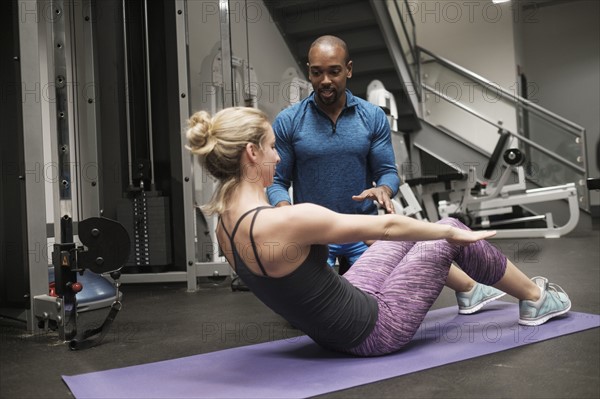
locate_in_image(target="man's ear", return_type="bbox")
[346,60,353,78]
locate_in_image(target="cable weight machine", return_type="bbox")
[24,0,132,350]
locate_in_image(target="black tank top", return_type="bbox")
[220,206,378,351]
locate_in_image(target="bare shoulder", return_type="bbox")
[255,204,336,235]
[271,203,336,224]
[282,202,329,214]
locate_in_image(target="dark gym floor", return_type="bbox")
[1,218,599,399]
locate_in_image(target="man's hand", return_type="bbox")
[352,186,395,214]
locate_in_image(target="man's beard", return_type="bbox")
[318,87,338,105]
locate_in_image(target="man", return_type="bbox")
[267,35,400,273]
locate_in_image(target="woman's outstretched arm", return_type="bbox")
[270,203,496,247]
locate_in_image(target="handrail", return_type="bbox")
[402,0,416,29]
[422,83,587,174]
[370,0,422,107]
[392,1,416,52]
[382,0,588,210]
[382,0,420,100]
[393,0,415,61]
[418,47,586,136]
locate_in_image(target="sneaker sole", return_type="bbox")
[518,302,572,326]
[458,292,507,315]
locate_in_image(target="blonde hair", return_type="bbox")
[186,107,270,215]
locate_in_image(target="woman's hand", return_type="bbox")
[445,228,497,246]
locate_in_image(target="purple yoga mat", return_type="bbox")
[63,303,599,399]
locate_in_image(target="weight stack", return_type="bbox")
[117,191,172,271]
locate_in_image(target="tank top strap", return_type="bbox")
[248,208,269,276]
[224,206,272,276]
[228,206,271,240]
[218,216,231,240]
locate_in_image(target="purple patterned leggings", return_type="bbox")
[342,218,507,356]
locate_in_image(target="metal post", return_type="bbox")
[48,0,78,341]
[17,0,51,333]
[122,0,134,188]
[77,0,100,218]
[219,0,234,108]
[174,0,199,291]
[143,0,156,189]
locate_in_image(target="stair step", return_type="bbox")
[265,0,342,14]
[266,0,370,18]
[285,19,377,39]
[279,2,376,37]
[293,25,388,58]
[351,51,395,73]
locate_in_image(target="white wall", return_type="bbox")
[413,0,518,155]
[187,0,303,120]
[414,0,518,88]
[514,0,600,209]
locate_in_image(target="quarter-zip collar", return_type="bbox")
[308,90,359,134]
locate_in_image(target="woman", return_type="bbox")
[186,107,571,357]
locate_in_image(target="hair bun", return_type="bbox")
[186,110,215,155]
